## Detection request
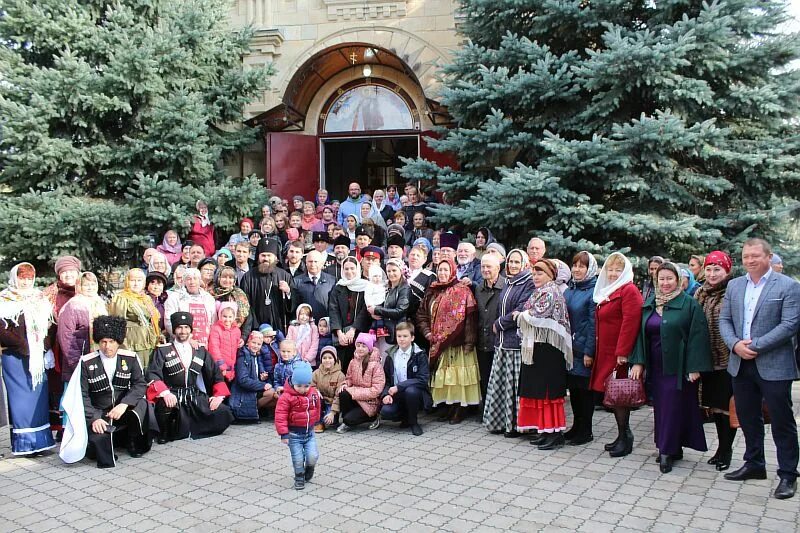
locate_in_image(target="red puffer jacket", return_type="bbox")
[274,385,322,437]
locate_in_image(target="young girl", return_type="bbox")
[231,330,276,422]
[364,265,388,338]
[287,304,319,368]
[336,333,386,433]
[311,346,345,433]
[207,303,242,382]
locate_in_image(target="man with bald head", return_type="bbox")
[294,250,335,321]
[526,237,546,265]
[337,181,368,225]
[475,253,506,402]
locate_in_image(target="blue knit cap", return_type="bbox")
[291,362,313,386]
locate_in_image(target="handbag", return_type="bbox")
[603,364,646,408]
[729,396,771,429]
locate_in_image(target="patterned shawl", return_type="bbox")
[429,258,476,361]
[115,269,161,337]
[517,280,573,369]
[695,277,730,369]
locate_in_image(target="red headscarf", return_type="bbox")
[428,258,476,361]
[703,251,732,273]
[431,258,458,288]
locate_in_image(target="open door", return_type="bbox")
[266,132,319,200]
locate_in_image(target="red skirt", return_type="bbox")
[517,397,566,432]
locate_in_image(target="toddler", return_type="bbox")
[273,338,301,394]
[364,265,388,337]
[275,362,321,490]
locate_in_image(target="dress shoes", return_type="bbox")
[567,434,593,446]
[658,454,673,473]
[724,465,767,481]
[537,433,565,451]
[504,430,521,438]
[529,433,548,446]
[774,479,797,500]
[449,407,464,425]
[604,437,620,451]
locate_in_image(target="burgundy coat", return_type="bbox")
[589,282,643,392]
[188,216,216,257]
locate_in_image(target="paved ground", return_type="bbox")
[0,387,798,533]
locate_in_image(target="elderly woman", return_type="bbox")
[679,265,700,296]
[148,251,172,279]
[371,189,395,223]
[516,259,573,450]
[157,230,183,266]
[695,251,736,470]
[563,252,598,445]
[630,262,712,473]
[163,267,215,346]
[483,249,534,437]
[198,258,217,292]
[301,201,320,232]
[109,268,161,367]
[591,252,643,457]
[212,266,250,327]
[328,257,372,373]
[187,200,216,257]
[0,263,57,455]
[57,272,108,383]
[417,258,481,424]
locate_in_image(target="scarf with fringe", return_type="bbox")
[516,280,573,369]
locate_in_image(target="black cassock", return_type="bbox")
[146,344,233,441]
[80,350,154,467]
[239,266,297,337]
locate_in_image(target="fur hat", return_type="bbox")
[333,235,351,248]
[312,231,330,243]
[355,225,373,239]
[92,315,127,344]
[171,311,193,332]
[387,234,406,249]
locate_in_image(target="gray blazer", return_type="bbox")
[719,271,800,381]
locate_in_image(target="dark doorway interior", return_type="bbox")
[323,136,418,199]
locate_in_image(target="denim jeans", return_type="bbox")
[288,430,318,475]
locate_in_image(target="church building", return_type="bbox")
[226,0,461,200]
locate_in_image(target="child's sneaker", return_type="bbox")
[304,466,315,482]
[314,423,325,433]
[294,473,305,490]
[369,414,381,430]
[336,423,350,434]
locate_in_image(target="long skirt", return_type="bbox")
[1,354,56,455]
[517,343,567,433]
[483,347,522,432]
[431,345,481,406]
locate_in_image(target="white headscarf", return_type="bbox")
[336,257,369,292]
[553,259,572,294]
[592,252,634,304]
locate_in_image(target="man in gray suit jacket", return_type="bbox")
[719,238,800,499]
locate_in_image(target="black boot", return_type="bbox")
[304,466,315,482]
[294,473,305,490]
[155,409,171,445]
[608,408,632,456]
[538,432,565,451]
[715,416,736,471]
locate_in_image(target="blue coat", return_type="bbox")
[493,272,535,350]
[382,344,433,410]
[565,277,597,377]
[457,258,484,288]
[230,347,272,420]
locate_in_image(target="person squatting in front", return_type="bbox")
[274,361,321,490]
[146,311,234,443]
[60,315,155,468]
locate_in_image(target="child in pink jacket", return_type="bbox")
[207,302,242,382]
[287,303,319,368]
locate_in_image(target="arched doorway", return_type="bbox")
[246,43,454,201]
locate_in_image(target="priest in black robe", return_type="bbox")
[146,312,233,442]
[239,236,297,338]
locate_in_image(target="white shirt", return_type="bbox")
[394,346,412,384]
[743,268,772,340]
[174,341,194,372]
[100,353,117,382]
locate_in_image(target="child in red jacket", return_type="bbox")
[208,303,242,382]
[274,361,321,490]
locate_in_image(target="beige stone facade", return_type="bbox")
[225,0,462,182]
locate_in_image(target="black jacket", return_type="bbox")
[373,282,410,344]
[382,344,433,410]
[475,276,506,352]
[80,350,148,426]
[327,285,372,335]
[294,271,336,322]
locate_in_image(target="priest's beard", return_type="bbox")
[258,261,276,274]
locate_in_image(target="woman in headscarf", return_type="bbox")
[630,262,712,473]
[553,259,572,294]
[109,268,160,367]
[370,189,395,224]
[157,230,183,266]
[591,252,643,458]
[148,251,172,278]
[187,200,216,257]
[359,201,388,232]
[57,272,108,383]
[679,266,700,296]
[482,249,534,437]
[145,271,169,334]
[328,257,372,373]
[212,266,250,328]
[301,201,320,232]
[474,227,496,260]
[694,251,736,471]
[0,263,57,455]
[416,258,481,424]
[563,251,598,445]
[516,259,573,450]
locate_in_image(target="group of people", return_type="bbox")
[0,181,797,498]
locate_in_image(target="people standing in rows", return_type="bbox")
[719,238,800,500]
[328,257,371,373]
[381,322,431,436]
[417,258,480,424]
[163,268,215,346]
[483,250,533,437]
[109,268,161,368]
[695,251,737,471]
[57,272,108,384]
[187,200,216,258]
[563,251,598,445]
[516,259,572,450]
[591,252,643,458]
[0,263,57,455]
[630,262,712,473]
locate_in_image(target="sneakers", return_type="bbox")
[336,423,351,434]
[314,423,325,433]
[294,473,305,490]
[304,466,315,482]
[369,415,381,430]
